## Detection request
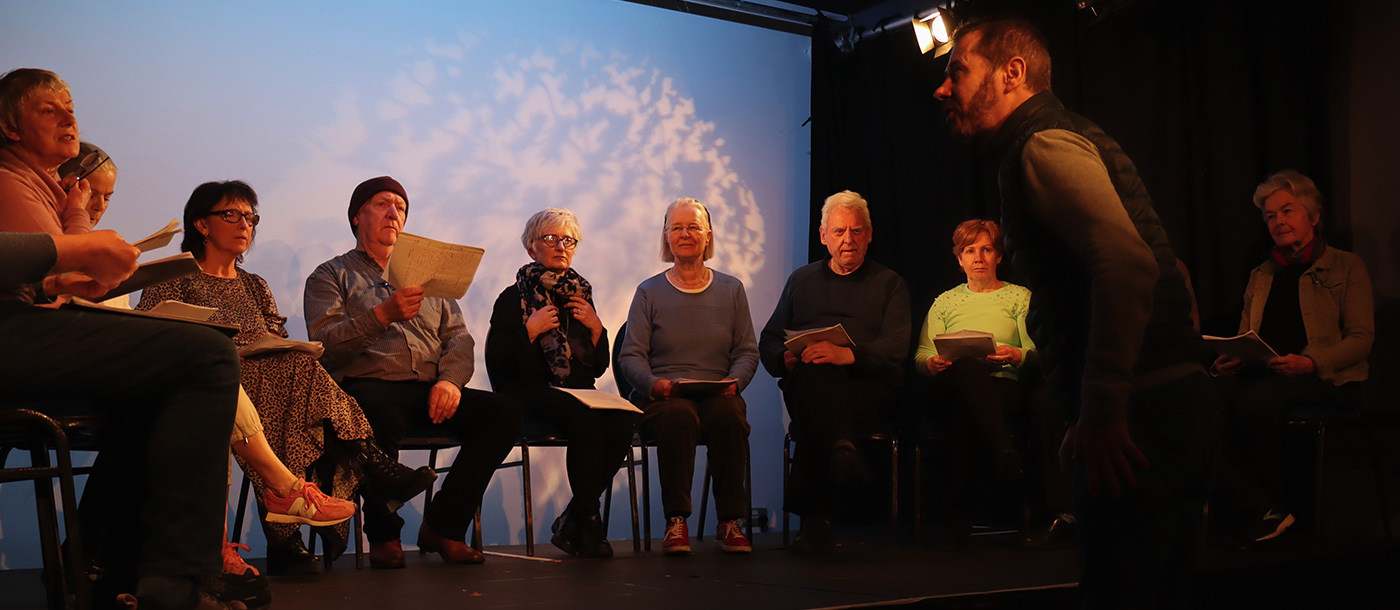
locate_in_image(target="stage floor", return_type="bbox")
[2,528,1397,609]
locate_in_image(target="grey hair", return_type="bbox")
[660,197,715,262]
[820,190,872,230]
[0,68,69,148]
[520,207,581,252]
[1253,170,1323,223]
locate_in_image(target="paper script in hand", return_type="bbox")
[672,378,737,397]
[932,329,997,362]
[555,388,644,413]
[238,332,326,359]
[131,219,183,253]
[382,232,485,300]
[1204,330,1279,367]
[97,252,201,301]
[148,299,217,321]
[783,324,855,355]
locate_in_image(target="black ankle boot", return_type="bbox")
[551,509,580,556]
[351,438,438,511]
[266,535,321,576]
[575,512,614,559]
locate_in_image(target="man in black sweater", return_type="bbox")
[934,18,1211,609]
[759,190,911,554]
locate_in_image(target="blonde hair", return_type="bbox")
[520,207,581,252]
[0,68,69,147]
[660,197,715,262]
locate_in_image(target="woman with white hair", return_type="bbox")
[486,207,632,559]
[619,197,759,556]
[0,68,93,235]
[1213,169,1373,545]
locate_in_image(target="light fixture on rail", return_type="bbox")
[912,5,956,57]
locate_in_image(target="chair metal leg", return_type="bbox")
[641,443,652,551]
[782,433,791,548]
[1313,423,1327,537]
[232,473,252,543]
[698,458,711,541]
[522,443,535,557]
[745,443,754,542]
[627,442,641,552]
[52,441,90,610]
[31,447,65,610]
[890,439,900,530]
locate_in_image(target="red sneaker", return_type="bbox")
[262,479,356,527]
[715,519,752,554]
[662,517,691,555]
[222,541,259,575]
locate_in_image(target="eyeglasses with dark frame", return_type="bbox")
[66,151,111,182]
[207,210,261,227]
[538,234,578,250]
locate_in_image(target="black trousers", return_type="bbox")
[780,363,896,517]
[508,385,633,515]
[639,394,751,520]
[1214,371,1358,517]
[0,304,238,586]
[933,359,1070,526]
[340,378,523,543]
[1074,372,1213,610]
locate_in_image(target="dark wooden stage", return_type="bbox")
[3,526,1397,609]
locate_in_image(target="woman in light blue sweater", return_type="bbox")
[619,197,759,556]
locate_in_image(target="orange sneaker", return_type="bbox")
[262,479,355,527]
[222,541,259,576]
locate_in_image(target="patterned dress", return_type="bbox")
[137,268,373,547]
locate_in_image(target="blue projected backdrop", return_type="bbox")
[1,0,810,566]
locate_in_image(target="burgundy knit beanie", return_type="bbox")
[348,176,409,236]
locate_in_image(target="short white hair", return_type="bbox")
[660,197,715,262]
[820,190,872,229]
[520,207,581,251]
[1253,170,1323,223]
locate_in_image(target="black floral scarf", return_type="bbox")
[516,262,592,385]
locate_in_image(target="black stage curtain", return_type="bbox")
[810,0,1345,337]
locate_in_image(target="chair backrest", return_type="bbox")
[611,322,634,401]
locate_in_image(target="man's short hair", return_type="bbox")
[820,190,872,230]
[0,68,68,146]
[953,18,1052,93]
[1253,169,1323,223]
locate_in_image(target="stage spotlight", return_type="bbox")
[912,6,955,57]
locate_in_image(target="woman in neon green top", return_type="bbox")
[916,219,1070,551]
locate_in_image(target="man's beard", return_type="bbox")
[949,73,998,140]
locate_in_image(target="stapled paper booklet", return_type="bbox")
[95,252,202,301]
[383,232,485,300]
[783,324,855,354]
[933,330,997,361]
[1204,330,1279,367]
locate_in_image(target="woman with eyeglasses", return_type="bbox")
[55,140,116,225]
[137,180,438,575]
[617,197,759,556]
[0,69,94,236]
[485,207,631,559]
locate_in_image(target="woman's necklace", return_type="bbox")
[667,266,711,289]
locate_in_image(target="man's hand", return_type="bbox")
[986,345,1023,367]
[651,378,674,400]
[375,286,425,326]
[721,378,738,397]
[800,341,855,366]
[1268,354,1315,377]
[1065,416,1149,498]
[51,231,140,286]
[42,272,110,300]
[428,380,461,424]
[525,304,560,342]
[926,355,952,375]
[782,350,798,371]
[565,296,604,345]
[1212,354,1243,376]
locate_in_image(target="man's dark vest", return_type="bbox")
[986,91,1202,415]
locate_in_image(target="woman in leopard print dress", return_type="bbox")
[139,180,437,574]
